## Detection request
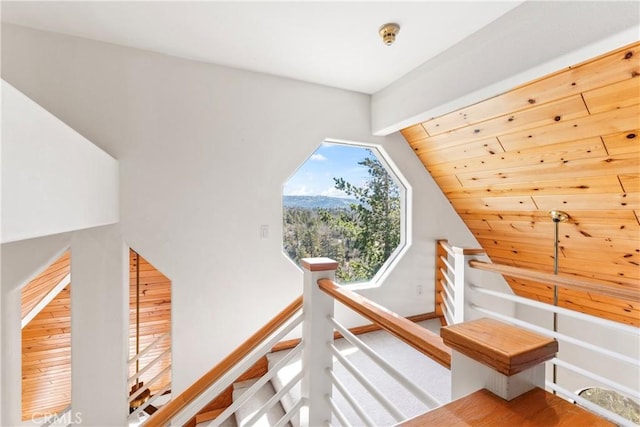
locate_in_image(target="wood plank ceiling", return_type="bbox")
[21,251,70,319]
[401,41,640,326]
[129,250,172,397]
[21,251,71,420]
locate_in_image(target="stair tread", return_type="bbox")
[266,352,302,427]
[267,319,450,427]
[233,379,290,427]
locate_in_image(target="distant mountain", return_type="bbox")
[283,195,359,209]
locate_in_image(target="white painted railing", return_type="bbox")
[145,257,450,426]
[301,258,448,427]
[144,248,635,426]
[174,314,303,426]
[441,242,640,427]
[128,331,172,423]
[327,317,441,426]
[207,342,304,427]
[435,240,486,324]
[143,296,304,427]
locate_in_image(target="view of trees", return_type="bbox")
[283,154,401,283]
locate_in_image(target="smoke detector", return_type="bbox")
[379,23,400,46]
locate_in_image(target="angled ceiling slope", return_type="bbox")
[401,42,640,326]
[373,1,640,135]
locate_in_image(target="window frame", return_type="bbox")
[282,138,411,289]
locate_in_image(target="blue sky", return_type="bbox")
[284,143,373,198]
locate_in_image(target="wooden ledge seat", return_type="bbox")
[400,388,615,426]
[441,318,558,376]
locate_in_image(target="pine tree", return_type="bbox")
[322,154,401,282]
[283,153,401,284]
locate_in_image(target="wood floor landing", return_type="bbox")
[400,387,614,427]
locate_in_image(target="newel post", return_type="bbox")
[300,257,338,427]
[452,247,466,323]
[442,318,558,401]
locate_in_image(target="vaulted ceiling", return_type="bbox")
[401,42,640,326]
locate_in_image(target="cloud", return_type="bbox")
[283,185,312,196]
[321,187,349,198]
[310,153,327,161]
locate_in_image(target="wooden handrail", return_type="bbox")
[317,279,451,369]
[437,239,454,257]
[437,239,486,256]
[459,248,486,255]
[468,260,640,302]
[144,295,303,427]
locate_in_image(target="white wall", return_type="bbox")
[371,2,640,135]
[71,225,128,426]
[1,23,478,399]
[1,81,119,243]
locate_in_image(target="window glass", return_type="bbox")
[283,142,405,285]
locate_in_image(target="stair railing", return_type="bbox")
[435,239,486,325]
[301,258,451,427]
[144,296,303,427]
[208,341,304,427]
[128,331,172,422]
[142,251,630,426]
[441,243,640,426]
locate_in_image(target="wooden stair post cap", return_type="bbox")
[441,317,558,376]
[300,257,339,271]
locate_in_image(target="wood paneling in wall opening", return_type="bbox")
[401,41,640,326]
[21,251,71,420]
[129,250,172,397]
[20,250,173,420]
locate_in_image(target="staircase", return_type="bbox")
[145,257,635,427]
[192,319,450,427]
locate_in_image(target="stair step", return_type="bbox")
[266,352,302,427]
[266,319,451,427]
[233,379,290,427]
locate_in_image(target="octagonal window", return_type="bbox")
[283,141,407,286]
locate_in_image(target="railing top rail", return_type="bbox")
[143,295,303,427]
[317,278,451,369]
[438,239,485,256]
[468,260,640,302]
[453,247,486,256]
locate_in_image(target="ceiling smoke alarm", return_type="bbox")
[379,23,400,46]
